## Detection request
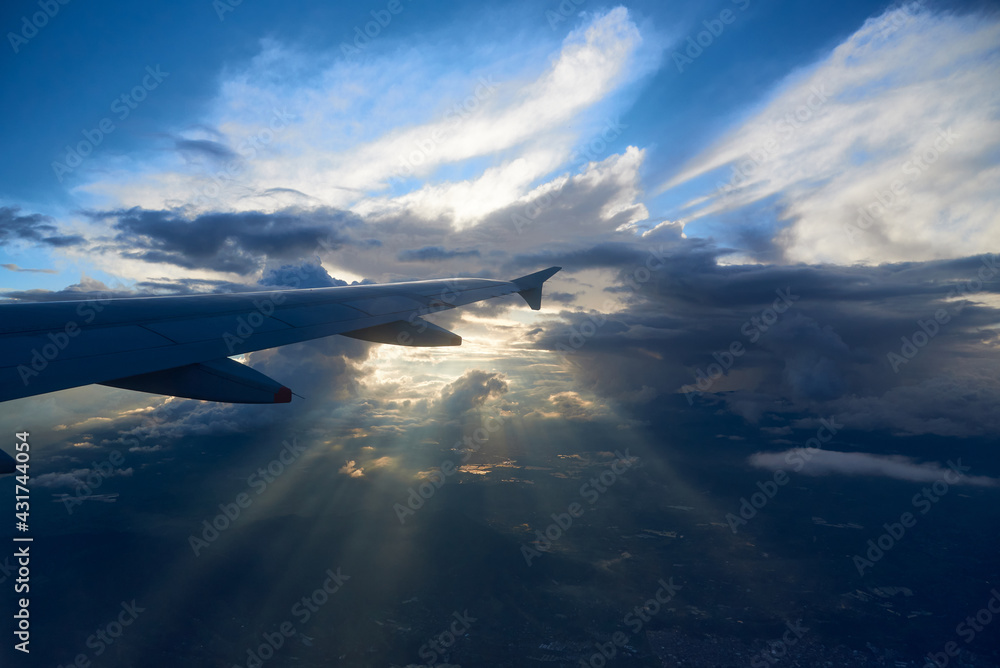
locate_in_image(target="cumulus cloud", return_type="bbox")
[247,334,373,405]
[663,4,1000,265]
[545,391,603,421]
[338,460,364,478]
[438,370,509,417]
[258,260,357,288]
[749,449,999,487]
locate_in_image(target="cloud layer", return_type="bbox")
[749,449,999,486]
[663,3,1000,265]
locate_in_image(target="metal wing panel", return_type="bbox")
[142,313,293,344]
[0,271,558,403]
[0,281,513,401]
[268,303,368,328]
[342,295,428,316]
[0,326,176,367]
[0,307,423,402]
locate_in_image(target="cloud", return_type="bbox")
[1,275,124,302]
[397,246,480,262]
[173,138,239,162]
[92,206,365,274]
[338,460,364,478]
[272,6,645,219]
[0,206,84,247]
[518,236,1000,436]
[34,466,135,489]
[749,449,999,487]
[68,142,649,287]
[11,262,360,298]
[72,7,651,231]
[1,263,58,273]
[438,370,509,417]
[824,373,1000,437]
[546,291,577,304]
[545,391,603,421]
[662,4,1000,265]
[757,313,851,402]
[258,260,355,288]
[131,277,258,294]
[128,444,163,453]
[1,273,275,301]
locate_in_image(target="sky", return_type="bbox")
[2,0,1000,666]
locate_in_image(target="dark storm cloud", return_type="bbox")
[0,206,85,247]
[514,224,1000,310]
[509,240,682,273]
[522,237,1000,436]
[92,206,364,274]
[397,246,481,262]
[758,313,851,402]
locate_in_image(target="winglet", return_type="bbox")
[511,266,561,310]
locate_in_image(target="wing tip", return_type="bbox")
[512,266,562,310]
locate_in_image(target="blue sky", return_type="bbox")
[3,1,1000,665]
[6,0,998,291]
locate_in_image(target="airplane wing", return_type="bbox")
[0,267,561,404]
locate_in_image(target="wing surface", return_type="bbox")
[0,268,560,403]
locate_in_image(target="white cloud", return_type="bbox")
[663,3,1000,265]
[749,449,998,486]
[77,7,648,231]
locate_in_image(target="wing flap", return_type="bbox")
[101,358,291,404]
[342,318,461,347]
